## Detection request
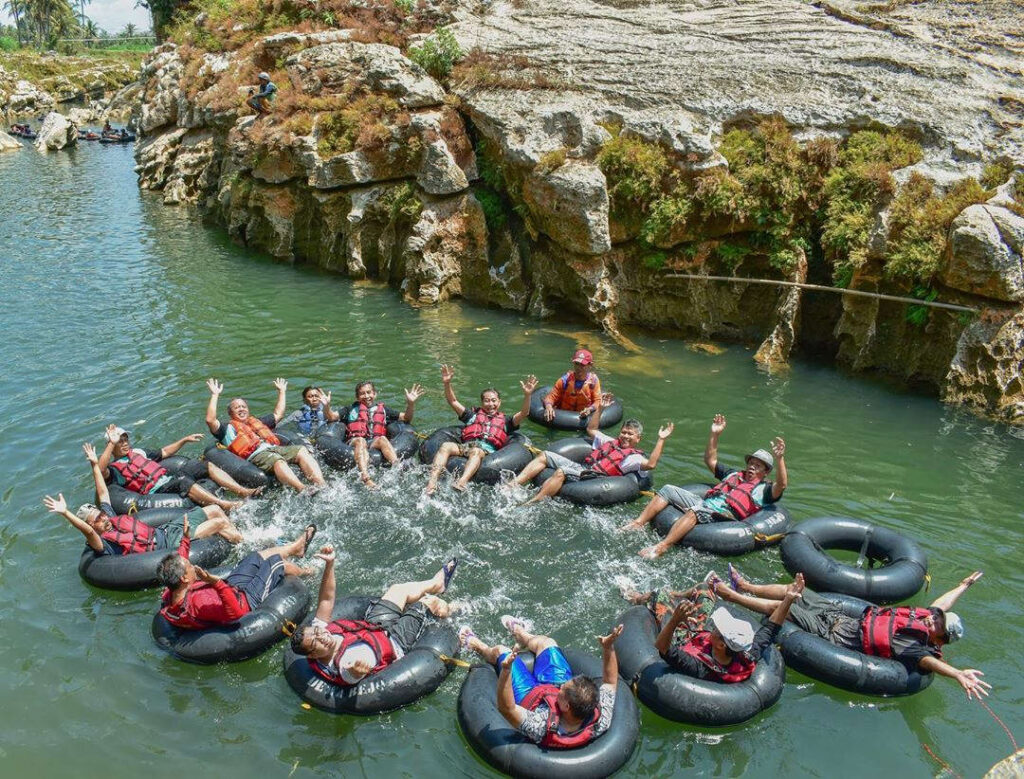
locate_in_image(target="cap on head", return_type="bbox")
[710,607,755,652]
[258,71,270,80]
[76,503,98,521]
[572,349,593,365]
[106,426,130,443]
[745,448,774,472]
[943,611,964,643]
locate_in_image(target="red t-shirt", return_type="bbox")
[159,538,250,629]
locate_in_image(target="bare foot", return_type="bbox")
[452,481,467,492]
[639,544,668,560]
[362,476,379,491]
[619,519,646,532]
[425,482,437,496]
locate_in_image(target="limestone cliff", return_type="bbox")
[134,0,1024,425]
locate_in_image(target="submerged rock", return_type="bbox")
[34,112,77,151]
[0,132,21,153]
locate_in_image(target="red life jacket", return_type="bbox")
[679,631,756,683]
[552,371,599,412]
[583,440,642,477]
[461,409,509,449]
[704,472,764,520]
[227,416,281,459]
[110,451,167,494]
[100,513,157,554]
[344,403,389,441]
[860,606,940,659]
[309,619,397,686]
[519,684,600,749]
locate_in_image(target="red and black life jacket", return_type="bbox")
[100,513,158,555]
[309,619,397,686]
[704,472,764,520]
[518,683,600,749]
[860,606,939,659]
[109,451,167,494]
[555,371,599,412]
[583,440,642,477]
[344,403,389,441]
[227,416,281,459]
[461,409,509,449]
[678,631,756,683]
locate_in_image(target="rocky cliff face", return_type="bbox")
[135,0,1024,425]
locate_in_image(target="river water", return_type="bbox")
[0,139,1021,778]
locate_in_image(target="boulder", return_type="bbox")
[6,78,55,114]
[0,132,21,153]
[521,160,611,255]
[944,310,1024,426]
[942,204,1024,302]
[34,112,77,151]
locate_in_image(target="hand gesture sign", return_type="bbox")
[273,377,288,392]
[194,566,220,584]
[322,390,332,407]
[207,378,223,396]
[83,442,99,464]
[315,545,335,563]
[600,392,615,405]
[771,437,786,460]
[43,493,67,515]
[710,414,726,435]
[597,624,623,649]
[520,375,538,395]
[440,364,455,384]
[405,383,425,403]
[658,422,674,440]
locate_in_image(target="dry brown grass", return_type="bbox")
[450,48,570,91]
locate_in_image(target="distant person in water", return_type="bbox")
[337,381,424,490]
[541,348,613,423]
[247,72,277,116]
[621,414,787,559]
[98,424,254,509]
[286,386,340,436]
[205,378,326,492]
[425,365,536,495]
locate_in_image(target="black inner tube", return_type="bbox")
[527,387,624,431]
[315,422,419,470]
[532,437,652,506]
[418,426,533,485]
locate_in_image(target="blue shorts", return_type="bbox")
[495,646,574,704]
[225,552,285,610]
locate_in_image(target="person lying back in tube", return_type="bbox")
[337,380,424,490]
[205,378,326,493]
[715,569,990,699]
[98,424,254,510]
[459,616,623,749]
[655,577,802,683]
[424,365,537,495]
[156,524,318,629]
[506,401,674,505]
[288,547,458,685]
[622,414,787,558]
[285,386,340,436]
[541,348,613,422]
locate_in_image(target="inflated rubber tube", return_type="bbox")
[203,445,270,489]
[273,419,316,448]
[104,455,206,513]
[418,426,533,485]
[152,575,311,663]
[282,595,458,714]
[77,507,232,590]
[531,438,652,506]
[780,516,928,604]
[315,422,420,470]
[457,648,639,779]
[613,606,784,725]
[652,483,792,556]
[777,591,934,696]
[527,387,624,431]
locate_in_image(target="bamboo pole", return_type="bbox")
[662,273,980,313]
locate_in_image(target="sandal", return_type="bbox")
[727,563,744,592]
[458,625,477,652]
[440,557,459,593]
[299,524,318,557]
[500,614,534,635]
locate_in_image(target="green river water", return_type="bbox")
[0,140,1021,779]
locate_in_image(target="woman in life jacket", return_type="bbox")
[205,378,326,493]
[425,364,537,495]
[287,386,340,436]
[289,546,458,687]
[337,381,423,490]
[99,424,254,510]
[716,569,991,699]
[460,616,624,749]
[655,578,802,683]
[622,414,788,559]
[507,404,674,505]
[540,348,615,420]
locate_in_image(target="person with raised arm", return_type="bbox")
[285,386,340,435]
[337,381,424,490]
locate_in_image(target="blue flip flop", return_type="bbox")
[441,557,458,593]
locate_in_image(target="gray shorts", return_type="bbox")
[365,598,427,653]
[658,485,719,523]
[543,451,587,480]
[786,590,862,649]
[153,507,206,550]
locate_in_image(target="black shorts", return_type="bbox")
[154,474,197,497]
[225,552,285,610]
[364,598,427,653]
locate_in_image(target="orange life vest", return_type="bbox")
[309,619,397,686]
[461,409,509,449]
[344,403,389,441]
[679,631,756,683]
[550,371,599,412]
[519,683,601,749]
[704,472,764,519]
[227,416,281,459]
[109,451,167,494]
[583,440,642,477]
[860,606,940,659]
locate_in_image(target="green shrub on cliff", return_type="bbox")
[409,26,463,81]
[596,134,669,217]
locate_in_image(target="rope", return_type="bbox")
[281,620,297,637]
[525,444,544,456]
[127,502,138,516]
[980,699,1019,751]
[924,573,931,592]
[754,532,786,545]
[639,490,658,498]
[438,654,473,668]
[921,743,962,778]
[854,526,874,569]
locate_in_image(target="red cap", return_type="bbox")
[572,349,593,365]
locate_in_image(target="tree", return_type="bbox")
[119,21,137,37]
[3,0,25,45]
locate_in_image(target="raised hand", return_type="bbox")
[273,377,288,392]
[83,442,99,464]
[182,514,190,538]
[658,422,674,440]
[600,392,615,405]
[957,669,991,700]
[347,658,374,677]
[961,571,983,587]
[500,647,519,670]
[207,378,223,396]
[43,493,67,514]
[771,436,786,460]
[440,364,455,384]
[710,414,726,435]
[183,433,204,444]
[315,545,335,563]
[194,566,220,584]
[671,600,698,625]
[785,573,805,601]
[597,624,623,649]
[520,375,538,395]
[405,383,425,403]
[322,390,332,407]
[105,423,120,443]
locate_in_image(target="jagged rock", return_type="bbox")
[66,107,96,126]
[401,193,488,304]
[6,78,56,115]
[161,129,222,205]
[943,205,1024,302]
[754,252,807,368]
[139,46,183,133]
[944,311,1024,425]
[0,132,21,152]
[521,160,611,255]
[135,127,188,191]
[34,112,77,151]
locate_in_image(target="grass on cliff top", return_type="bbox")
[0,49,145,87]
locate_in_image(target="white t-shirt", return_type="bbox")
[311,617,405,684]
[591,431,646,474]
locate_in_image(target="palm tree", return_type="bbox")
[3,0,25,45]
[120,21,137,38]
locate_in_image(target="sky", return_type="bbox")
[2,0,152,35]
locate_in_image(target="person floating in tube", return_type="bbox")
[98,423,257,510]
[156,524,318,629]
[505,399,674,505]
[540,348,614,423]
[285,386,340,436]
[336,380,424,490]
[205,378,326,493]
[714,569,990,699]
[288,547,458,685]
[458,616,623,749]
[246,72,277,117]
[424,365,537,495]
[621,413,787,558]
